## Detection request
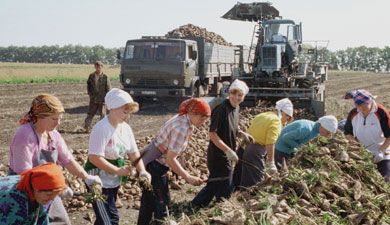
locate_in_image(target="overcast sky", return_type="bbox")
[1,0,389,51]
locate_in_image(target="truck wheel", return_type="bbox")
[193,84,205,98]
[216,82,223,97]
[134,97,144,110]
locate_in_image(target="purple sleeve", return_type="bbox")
[9,125,37,173]
[52,130,74,167]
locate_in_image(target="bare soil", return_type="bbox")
[0,80,194,224]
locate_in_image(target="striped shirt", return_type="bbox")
[155,114,193,165]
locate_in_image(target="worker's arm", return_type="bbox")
[64,159,88,179]
[89,154,130,176]
[166,150,202,186]
[265,144,276,163]
[379,137,390,153]
[209,131,231,153]
[128,151,146,172]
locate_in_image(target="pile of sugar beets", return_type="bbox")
[165,24,232,46]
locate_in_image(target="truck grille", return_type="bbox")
[136,78,169,87]
[262,46,277,67]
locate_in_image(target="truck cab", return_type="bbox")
[119,37,198,99]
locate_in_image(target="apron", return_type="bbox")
[9,123,71,225]
[240,143,266,188]
[141,139,164,166]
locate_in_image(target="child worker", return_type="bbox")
[85,88,151,225]
[137,98,211,225]
[191,79,253,207]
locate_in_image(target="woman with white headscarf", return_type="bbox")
[84,88,151,225]
[237,98,294,188]
[274,115,338,170]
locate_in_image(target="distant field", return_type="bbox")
[0,62,120,83]
[326,70,390,119]
[1,62,389,119]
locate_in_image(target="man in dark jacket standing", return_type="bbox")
[84,61,111,131]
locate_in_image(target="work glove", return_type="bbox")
[266,161,278,175]
[225,149,239,163]
[241,132,255,145]
[139,170,152,184]
[60,186,73,199]
[371,151,384,164]
[85,175,102,188]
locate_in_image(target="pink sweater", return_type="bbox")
[9,123,73,173]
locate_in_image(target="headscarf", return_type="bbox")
[105,88,134,110]
[318,115,338,133]
[19,94,64,125]
[16,162,66,201]
[275,98,293,118]
[343,90,356,100]
[353,90,376,105]
[229,79,249,95]
[179,98,211,117]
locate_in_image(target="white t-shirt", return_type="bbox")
[88,117,138,188]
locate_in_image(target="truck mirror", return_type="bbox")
[191,51,198,60]
[116,50,121,60]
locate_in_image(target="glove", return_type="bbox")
[60,186,73,199]
[266,161,278,175]
[241,132,255,145]
[85,175,102,188]
[372,151,384,164]
[139,170,151,183]
[225,149,239,163]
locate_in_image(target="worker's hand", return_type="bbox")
[116,166,131,177]
[85,175,102,188]
[225,149,239,163]
[241,132,255,145]
[60,186,74,199]
[185,175,203,186]
[371,151,384,164]
[266,161,278,175]
[139,170,151,184]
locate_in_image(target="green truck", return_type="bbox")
[119,35,250,101]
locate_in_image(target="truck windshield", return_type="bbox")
[125,41,185,61]
[265,23,297,43]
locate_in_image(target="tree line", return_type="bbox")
[0,45,124,65]
[303,46,390,72]
[0,45,389,72]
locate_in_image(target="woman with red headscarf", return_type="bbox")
[0,163,66,225]
[8,94,102,224]
[137,98,211,225]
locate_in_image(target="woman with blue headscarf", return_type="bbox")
[344,90,390,182]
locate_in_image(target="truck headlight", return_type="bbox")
[173,79,179,85]
[125,79,131,84]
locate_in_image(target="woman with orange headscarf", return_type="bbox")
[137,98,211,225]
[0,163,66,225]
[8,94,101,225]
